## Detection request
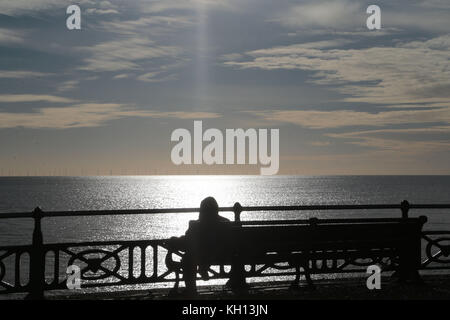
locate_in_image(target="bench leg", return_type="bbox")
[168,270,180,297]
[290,263,315,290]
[304,266,315,290]
[289,266,301,289]
[183,257,198,295]
[227,262,249,293]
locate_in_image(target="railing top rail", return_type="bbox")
[240,204,450,211]
[240,217,427,226]
[0,203,448,220]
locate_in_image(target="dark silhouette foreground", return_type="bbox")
[166,198,427,296]
[167,197,236,294]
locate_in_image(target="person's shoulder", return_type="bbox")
[185,220,200,233]
[218,215,230,222]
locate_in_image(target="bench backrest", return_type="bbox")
[185,217,427,264]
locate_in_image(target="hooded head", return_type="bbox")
[199,197,219,222]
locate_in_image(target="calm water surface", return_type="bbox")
[0,175,449,245]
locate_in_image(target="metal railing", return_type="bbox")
[1,200,450,298]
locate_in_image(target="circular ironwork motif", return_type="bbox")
[426,237,450,264]
[68,249,121,280]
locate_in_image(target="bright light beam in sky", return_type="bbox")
[194,2,210,111]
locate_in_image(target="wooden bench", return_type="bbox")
[165,215,427,293]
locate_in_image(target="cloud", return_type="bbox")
[0,70,52,79]
[0,0,64,14]
[274,0,450,33]
[0,28,24,44]
[252,107,450,156]
[0,103,221,129]
[112,73,129,79]
[331,126,450,136]
[0,94,75,103]
[137,71,178,83]
[146,111,221,119]
[79,37,183,72]
[91,13,192,78]
[101,16,194,35]
[57,80,79,92]
[225,35,450,106]
[86,8,119,15]
[0,0,109,15]
[288,28,399,38]
[274,0,363,30]
[140,0,235,13]
[326,128,450,154]
[85,1,119,14]
[251,106,450,129]
[137,72,160,82]
[310,141,331,147]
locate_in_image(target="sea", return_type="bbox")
[1,175,450,245]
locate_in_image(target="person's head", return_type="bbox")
[199,197,219,221]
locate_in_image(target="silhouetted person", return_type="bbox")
[195,197,229,278]
[168,197,230,295]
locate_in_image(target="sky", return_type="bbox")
[0,0,449,175]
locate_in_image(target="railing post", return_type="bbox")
[233,202,242,223]
[26,207,45,300]
[230,202,246,290]
[401,200,410,219]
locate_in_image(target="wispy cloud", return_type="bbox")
[137,71,177,83]
[251,106,450,129]
[0,70,52,79]
[0,103,221,129]
[112,73,129,79]
[140,0,236,13]
[310,141,331,147]
[0,28,24,43]
[274,0,363,30]
[326,129,450,154]
[79,37,183,72]
[253,108,450,157]
[85,0,119,15]
[0,94,75,103]
[86,8,119,15]
[0,0,63,15]
[225,35,450,106]
[101,16,194,35]
[274,0,450,33]
[0,0,110,15]
[333,126,450,135]
[57,80,79,92]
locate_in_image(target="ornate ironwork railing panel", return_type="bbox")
[2,232,450,295]
[42,240,177,290]
[0,245,32,293]
[0,240,179,294]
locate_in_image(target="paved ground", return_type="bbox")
[3,274,450,300]
[41,275,450,300]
